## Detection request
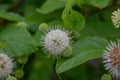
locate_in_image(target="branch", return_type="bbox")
[51,59,60,80]
[8,0,25,12]
[87,0,120,17]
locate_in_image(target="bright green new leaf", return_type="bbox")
[0,25,35,57]
[62,0,74,30]
[62,0,85,31]
[90,0,110,9]
[56,37,108,74]
[70,10,85,31]
[36,0,65,14]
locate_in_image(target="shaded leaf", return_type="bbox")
[33,30,41,46]
[90,0,110,9]
[36,0,65,14]
[0,11,26,22]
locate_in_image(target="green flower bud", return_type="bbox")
[17,55,28,64]
[101,74,111,80]
[15,69,24,79]
[39,23,48,32]
[6,75,17,80]
[17,22,27,29]
[74,31,80,39]
[61,46,72,58]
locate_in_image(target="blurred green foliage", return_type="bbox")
[0,0,119,80]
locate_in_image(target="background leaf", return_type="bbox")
[81,21,120,40]
[36,0,65,14]
[0,25,35,57]
[90,0,110,9]
[27,55,53,80]
[0,11,26,22]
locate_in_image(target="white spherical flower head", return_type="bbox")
[111,9,120,28]
[0,53,13,79]
[103,40,120,77]
[43,28,70,57]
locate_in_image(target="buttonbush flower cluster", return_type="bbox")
[41,26,71,58]
[103,40,120,77]
[102,8,120,78]
[111,9,120,28]
[0,53,13,79]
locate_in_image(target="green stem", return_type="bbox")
[52,59,60,80]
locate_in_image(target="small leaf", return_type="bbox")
[90,0,110,9]
[62,0,74,30]
[70,10,85,31]
[36,0,65,14]
[56,37,108,74]
[0,25,35,57]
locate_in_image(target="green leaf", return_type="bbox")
[62,0,85,31]
[90,0,110,9]
[62,0,74,30]
[56,37,108,74]
[26,11,62,24]
[100,7,116,22]
[28,53,53,80]
[0,11,26,22]
[36,0,65,14]
[70,10,85,31]
[33,30,42,46]
[0,25,35,57]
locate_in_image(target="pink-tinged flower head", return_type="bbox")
[103,40,120,77]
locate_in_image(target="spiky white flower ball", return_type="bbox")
[42,27,70,58]
[111,9,120,28]
[103,40,120,77]
[0,53,13,79]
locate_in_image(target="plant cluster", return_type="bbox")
[0,0,120,80]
